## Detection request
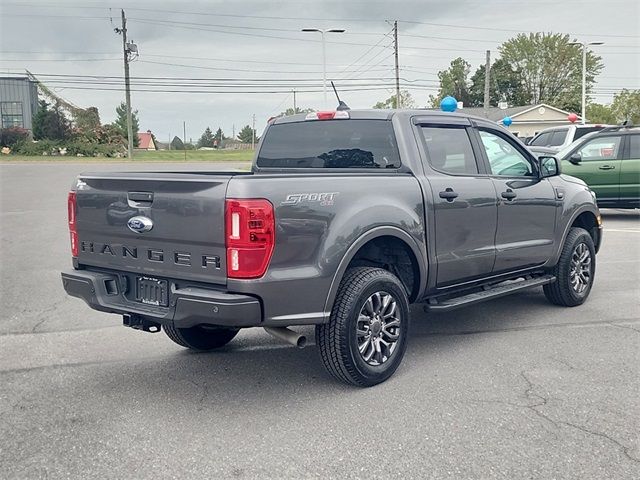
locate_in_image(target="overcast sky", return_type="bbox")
[1,0,638,142]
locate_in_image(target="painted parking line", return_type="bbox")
[604,229,640,233]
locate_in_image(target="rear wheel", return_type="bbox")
[544,227,596,307]
[316,267,410,387]
[164,324,239,351]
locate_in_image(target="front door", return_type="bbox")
[415,120,498,287]
[562,134,624,203]
[476,127,557,273]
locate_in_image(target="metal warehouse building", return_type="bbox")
[0,76,39,131]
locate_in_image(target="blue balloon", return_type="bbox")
[440,96,458,112]
[502,116,513,127]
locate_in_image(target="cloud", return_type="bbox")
[1,0,637,141]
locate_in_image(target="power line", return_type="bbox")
[4,4,637,39]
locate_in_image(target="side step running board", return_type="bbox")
[424,275,556,312]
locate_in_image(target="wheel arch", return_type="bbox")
[550,205,601,266]
[323,226,427,316]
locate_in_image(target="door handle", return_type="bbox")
[501,189,517,200]
[439,188,458,201]
[598,165,615,170]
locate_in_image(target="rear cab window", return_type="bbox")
[257,119,400,169]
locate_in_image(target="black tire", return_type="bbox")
[544,227,596,307]
[164,324,239,351]
[316,267,410,387]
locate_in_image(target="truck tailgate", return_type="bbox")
[74,172,240,285]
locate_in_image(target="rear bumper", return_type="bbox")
[61,269,262,328]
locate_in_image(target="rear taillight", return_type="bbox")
[225,198,275,279]
[68,191,78,257]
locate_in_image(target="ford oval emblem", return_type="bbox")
[127,216,153,234]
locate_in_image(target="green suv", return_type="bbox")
[555,125,640,208]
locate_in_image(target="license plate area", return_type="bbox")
[135,276,169,307]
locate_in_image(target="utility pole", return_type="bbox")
[251,114,256,150]
[483,50,491,118]
[183,121,186,161]
[569,40,604,124]
[393,20,401,109]
[119,10,134,159]
[301,28,345,109]
[232,124,235,141]
[293,89,297,113]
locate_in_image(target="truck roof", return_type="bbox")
[271,108,497,125]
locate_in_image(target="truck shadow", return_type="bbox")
[600,209,640,222]
[88,288,582,406]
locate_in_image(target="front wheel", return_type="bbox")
[164,324,239,351]
[544,227,596,307]
[316,267,410,387]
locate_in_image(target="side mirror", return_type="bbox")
[569,153,582,165]
[538,156,560,178]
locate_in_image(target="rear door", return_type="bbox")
[475,127,557,272]
[414,117,498,286]
[75,172,235,285]
[562,134,624,202]
[620,134,640,204]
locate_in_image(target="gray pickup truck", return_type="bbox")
[62,109,602,386]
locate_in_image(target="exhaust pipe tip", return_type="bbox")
[264,327,307,349]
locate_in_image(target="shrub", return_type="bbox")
[0,127,30,147]
[13,139,58,156]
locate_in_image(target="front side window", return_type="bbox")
[420,126,478,175]
[479,130,533,177]
[1,102,24,128]
[576,135,623,161]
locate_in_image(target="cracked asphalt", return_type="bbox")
[1,162,639,479]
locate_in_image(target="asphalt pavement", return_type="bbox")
[1,162,639,479]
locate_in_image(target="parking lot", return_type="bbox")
[1,162,639,479]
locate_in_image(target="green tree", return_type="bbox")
[610,89,640,124]
[278,107,315,116]
[32,100,71,141]
[237,125,258,144]
[197,126,215,148]
[170,136,185,150]
[373,90,415,109]
[74,107,101,132]
[429,58,473,107]
[112,102,140,147]
[469,58,529,107]
[214,127,226,143]
[586,103,617,124]
[499,33,603,111]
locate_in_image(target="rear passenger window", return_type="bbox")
[530,132,551,146]
[574,127,601,141]
[420,126,478,175]
[549,130,568,146]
